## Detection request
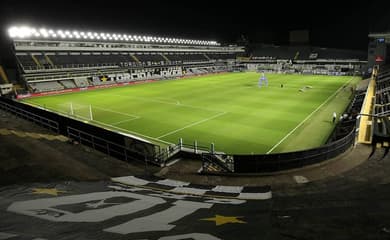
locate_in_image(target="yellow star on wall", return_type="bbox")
[200,215,246,226]
[101,76,108,82]
[32,188,66,196]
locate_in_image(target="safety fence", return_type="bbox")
[0,97,166,166]
[201,129,355,174]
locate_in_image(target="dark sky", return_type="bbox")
[0,0,389,57]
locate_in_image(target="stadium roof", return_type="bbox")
[368,32,390,43]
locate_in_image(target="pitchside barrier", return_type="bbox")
[201,129,355,174]
[0,97,164,166]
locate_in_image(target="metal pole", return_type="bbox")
[89,104,93,121]
[70,102,74,115]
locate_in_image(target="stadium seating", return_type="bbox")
[30,81,64,92]
[59,80,77,89]
[250,44,366,61]
[8,27,244,93]
[16,55,38,70]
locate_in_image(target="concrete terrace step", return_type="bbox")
[111,175,272,200]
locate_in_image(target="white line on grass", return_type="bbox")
[80,115,173,145]
[88,105,140,118]
[108,93,221,113]
[111,116,140,125]
[157,112,227,139]
[154,97,181,105]
[266,76,356,154]
[65,102,140,118]
[44,104,173,145]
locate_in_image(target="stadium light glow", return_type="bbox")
[7,25,221,46]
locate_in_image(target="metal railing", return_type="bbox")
[201,129,356,174]
[0,100,59,133]
[67,126,158,165]
[201,153,234,173]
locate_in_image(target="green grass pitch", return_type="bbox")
[22,72,360,154]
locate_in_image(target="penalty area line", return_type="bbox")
[111,116,141,125]
[157,111,227,139]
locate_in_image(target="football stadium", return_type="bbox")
[1,3,390,239]
[0,25,369,173]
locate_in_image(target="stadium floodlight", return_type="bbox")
[7,25,221,46]
[8,26,18,38]
[73,31,80,39]
[39,28,49,38]
[9,26,33,38]
[21,26,32,38]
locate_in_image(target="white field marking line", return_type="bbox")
[82,104,140,118]
[42,104,173,145]
[111,116,140,125]
[266,76,356,154]
[154,97,181,105]
[79,114,173,145]
[64,102,140,118]
[157,111,227,139]
[107,93,221,113]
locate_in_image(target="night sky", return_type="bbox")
[0,0,389,63]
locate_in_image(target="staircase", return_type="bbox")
[201,153,234,173]
[160,53,170,62]
[130,54,141,64]
[31,55,42,68]
[153,144,181,167]
[44,55,55,68]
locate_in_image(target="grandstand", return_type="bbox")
[7,26,242,94]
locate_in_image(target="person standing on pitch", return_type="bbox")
[332,112,337,123]
[258,71,268,88]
